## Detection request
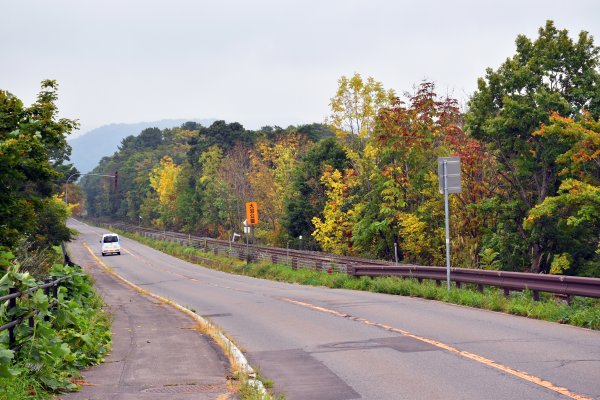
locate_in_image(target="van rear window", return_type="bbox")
[103,236,118,243]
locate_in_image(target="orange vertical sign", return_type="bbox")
[245,202,259,225]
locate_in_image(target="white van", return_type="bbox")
[100,233,121,256]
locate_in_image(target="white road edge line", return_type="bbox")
[79,241,267,396]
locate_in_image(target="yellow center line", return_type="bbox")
[282,297,592,400]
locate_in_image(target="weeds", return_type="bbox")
[0,252,111,399]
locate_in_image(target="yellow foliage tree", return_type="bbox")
[311,167,360,255]
[149,156,181,226]
[328,73,396,158]
[249,133,306,242]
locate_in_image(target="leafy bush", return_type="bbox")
[0,251,111,398]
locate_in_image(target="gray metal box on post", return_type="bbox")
[438,156,462,194]
[438,156,462,291]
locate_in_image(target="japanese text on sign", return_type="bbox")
[245,202,259,225]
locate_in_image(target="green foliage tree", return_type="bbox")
[187,120,254,168]
[465,20,600,272]
[283,138,349,247]
[0,81,78,254]
[523,113,600,276]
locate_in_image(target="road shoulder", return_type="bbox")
[60,235,235,400]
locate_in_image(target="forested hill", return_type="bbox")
[80,22,600,278]
[80,119,338,254]
[68,119,215,173]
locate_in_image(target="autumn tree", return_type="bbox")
[148,156,181,227]
[465,20,600,272]
[524,113,600,276]
[360,82,464,263]
[312,74,396,255]
[283,138,349,248]
[249,130,308,243]
[328,73,396,164]
[312,167,360,255]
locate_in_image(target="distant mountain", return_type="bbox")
[68,118,215,174]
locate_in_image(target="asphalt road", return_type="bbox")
[68,219,600,400]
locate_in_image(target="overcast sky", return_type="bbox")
[2,0,599,136]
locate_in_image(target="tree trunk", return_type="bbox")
[530,242,544,273]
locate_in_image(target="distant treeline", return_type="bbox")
[80,21,600,277]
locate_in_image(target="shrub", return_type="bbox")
[0,255,111,398]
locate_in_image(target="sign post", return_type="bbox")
[438,157,461,291]
[244,202,259,267]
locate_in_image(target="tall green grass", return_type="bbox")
[115,229,600,330]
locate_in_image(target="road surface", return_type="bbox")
[68,219,600,400]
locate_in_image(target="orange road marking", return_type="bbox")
[282,297,592,400]
[79,231,592,400]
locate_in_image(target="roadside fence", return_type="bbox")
[101,222,600,301]
[0,242,76,351]
[0,276,69,351]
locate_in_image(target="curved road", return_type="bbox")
[68,220,600,400]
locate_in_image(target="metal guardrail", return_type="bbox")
[348,265,600,300]
[106,222,387,274]
[0,276,69,351]
[104,222,600,300]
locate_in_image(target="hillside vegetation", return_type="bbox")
[68,118,216,174]
[81,21,600,277]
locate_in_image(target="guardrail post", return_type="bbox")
[532,291,540,301]
[8,287,17,348]
[291,258,298,270]
[271,254,278,264]
[52,278,60,314]
[43,279,51,322]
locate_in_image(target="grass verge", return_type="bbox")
[115,229,600,331]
